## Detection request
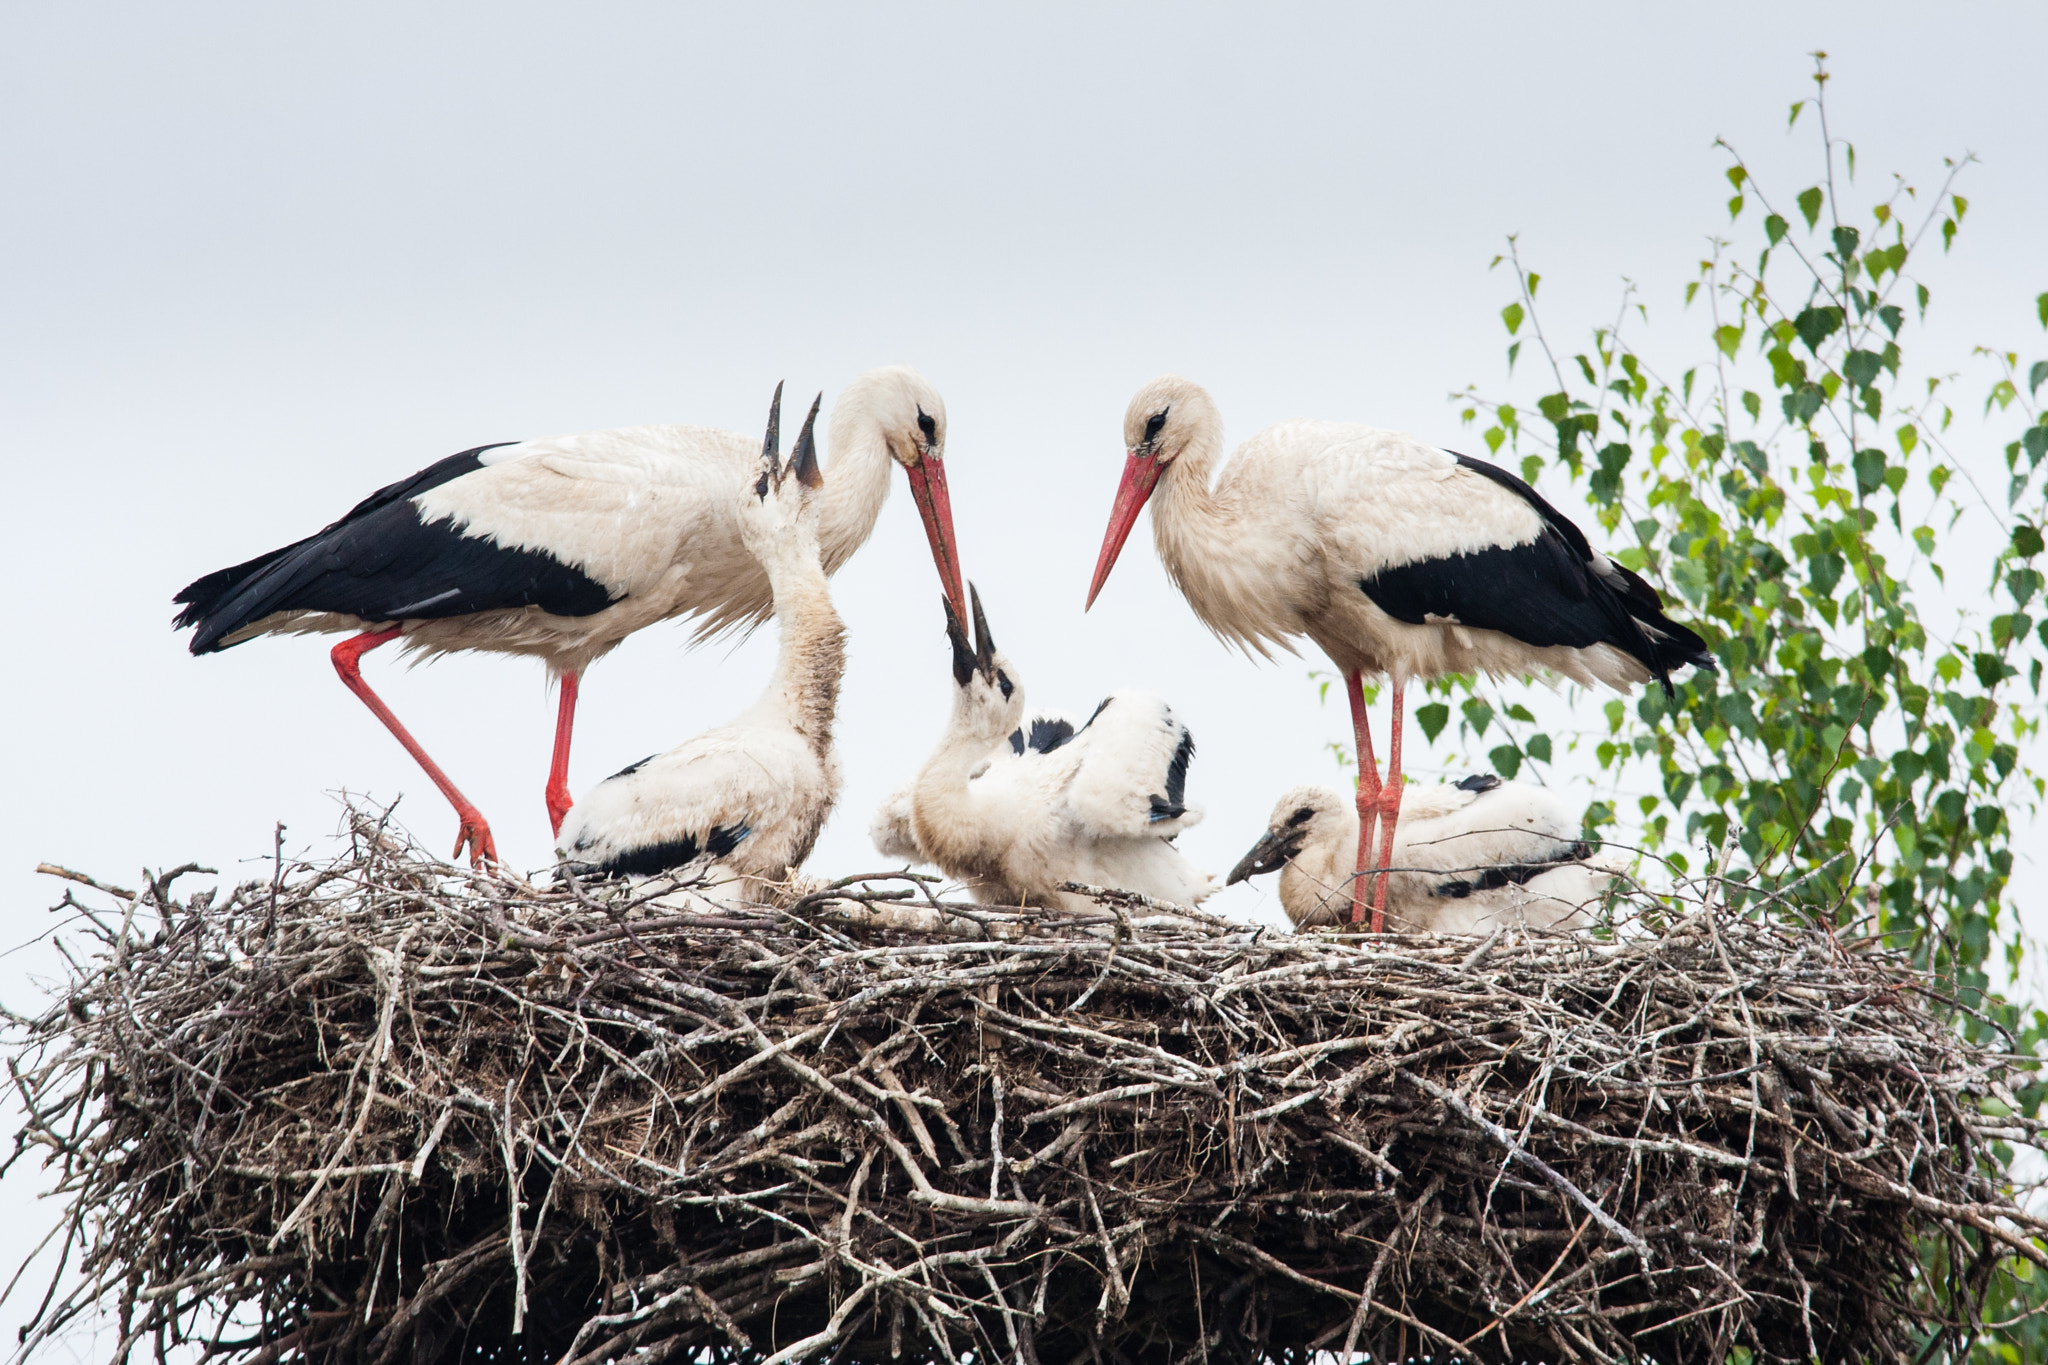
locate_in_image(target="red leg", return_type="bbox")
[330,629,498,869]
[1345,670,1383,927]
[545,671,580,838]
[1368,683,1408,934]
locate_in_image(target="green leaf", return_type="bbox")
[1415,703,1450,742]
[1843,349,1882,388]
[2013,524,2044,559]
[2037,291,2047,329]
[1764,213,1787,246]
[1797,186,1824,229]
[1741,390,1761,422]
[1488,744,1522,779]
[1853,447,1886,496]
[1727,194,1744,220]
[1942,217,1957,252]
[1524,733,1552,763]
[1793,306,1841,354]
[1787,100,1804,128]
[1714,324,1743,359]
[2029,361,2048,398]
[1878,303,1903,336]
[1501,301,1524,336]
[1831,224,1860,260]
[1725,165,1747,190]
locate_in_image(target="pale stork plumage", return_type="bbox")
[556,388,843,901]
[173,366,964,866]
[902,589,1213,913]
[1227,774,1620,932]
[1086,376,1712,929]
[869,708,1079,862]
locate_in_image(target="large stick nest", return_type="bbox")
[7,810,2046,1365]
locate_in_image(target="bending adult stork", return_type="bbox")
[1227,774,1619,932]
[173,366,965,866]
[557,389,843,901]
[906,589,1213,912]
[1086,376,1711,929]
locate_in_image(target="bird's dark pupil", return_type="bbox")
[1287,807,1315,827]
[1143,410,1168,444]
[996,672,1013,700]
[917,411,937,441]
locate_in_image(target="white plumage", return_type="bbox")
[1227,776,1620,933]
[898,590,1213,913]
[557,390,844,902]
[1087,376,1710,928]
[176,366,965,864]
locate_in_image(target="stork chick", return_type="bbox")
[556,387,844,901]
[1228,775,1617,932]
[907,589,1213,912]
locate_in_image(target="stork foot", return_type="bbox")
[452,811,499,870]
[546,783,573,840]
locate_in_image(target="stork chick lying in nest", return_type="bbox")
[557,387,844,902]
[1229,775,1619,931]
[893,587,1214,912]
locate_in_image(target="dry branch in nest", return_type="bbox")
[7,809,2047,1365]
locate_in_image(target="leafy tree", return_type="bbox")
[1399,53,2048,1360]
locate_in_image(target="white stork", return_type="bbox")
[1227,774,1620,932]
[902,588,1213,912]
[1086,376,1712,930]
[173,366,965,866]
[556,388,843,900]
[869,706,1080,861]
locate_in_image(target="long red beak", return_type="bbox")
[1085,450,1163,610]
[905,458,969,625]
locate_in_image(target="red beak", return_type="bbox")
[1085,450,1163,610]
[904,458,969,625]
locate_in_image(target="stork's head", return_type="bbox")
[941,583,1025,741]
[838,365,967,623]
[743,382,825,561]
[1087,376,1221,609]
[1226,785,1349,886]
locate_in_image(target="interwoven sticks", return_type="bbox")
[7,813,2045,1365]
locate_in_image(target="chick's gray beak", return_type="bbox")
[1227,828,1302,886]
[943,596,976,688]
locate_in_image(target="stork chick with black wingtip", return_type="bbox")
[906,588,1213,912]
[1228,775,1620,932]
[556,387,844,902]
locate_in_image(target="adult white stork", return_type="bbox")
[1086,376,1712,930]
[557,389,843,900]
[1227,774,1620,932]
[904,588,1213,913]
[173,366,965,867]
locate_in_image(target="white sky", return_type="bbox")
[3,2,2046,1352]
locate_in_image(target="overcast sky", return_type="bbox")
[4,3,2046,1351]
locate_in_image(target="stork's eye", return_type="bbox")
[1143,409,1169,444]
[1286,806,1316,827]
[917,409,937,443]
[995,671,1014,700]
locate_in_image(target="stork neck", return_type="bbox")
[1148,429,1304,652]
[816,408,898,574]
[748,537,845,760]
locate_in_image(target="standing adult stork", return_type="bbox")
[173,366,965,867]
[557,388,844,901]
[1085,376,1712,930]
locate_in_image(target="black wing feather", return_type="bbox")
[174,444,618,654]
[1357,451,1713,694]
